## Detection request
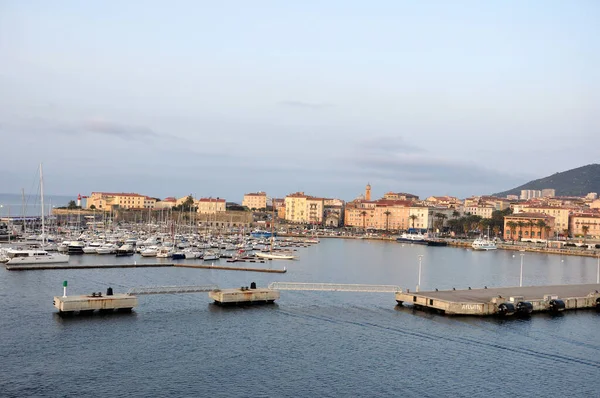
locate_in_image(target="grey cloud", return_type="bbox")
[81,119,160,139]
[352,154,524,187]
[279,100,331,109]
[361,136,425,155]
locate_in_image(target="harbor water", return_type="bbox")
[1,239,599,397]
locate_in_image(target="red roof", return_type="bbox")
[91,192,146,198]
[162,197,177,202]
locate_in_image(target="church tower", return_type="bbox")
[365,183,371,201]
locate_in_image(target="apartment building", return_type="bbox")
[517,206,571,235]
[382,192,419,201]
[284,192,324,224]
[154,197,177,209]
[569,213,600,238]
[242,192,268,210]
[197,198,226,214]
[503,212,555,240]
[86,192,155,211]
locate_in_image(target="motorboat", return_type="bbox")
[140,246,158,257]
[255,251,297,260]
[202,250,220,261]
[156,247,174,258]
[396,232,427,244]
[96,243,118,254]
[116,244,135,257]
[5,248,69,265]
[67,241,86,254]
[472,237,497,251]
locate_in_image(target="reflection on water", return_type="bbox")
[2,239,600,397]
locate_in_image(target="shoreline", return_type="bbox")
[279,233,600,258]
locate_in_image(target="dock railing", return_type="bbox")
[268,282,402,293]
[127,284,219,295]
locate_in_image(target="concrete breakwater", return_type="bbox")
[6,262,286,273]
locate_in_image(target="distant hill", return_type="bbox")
[493,164,600,197]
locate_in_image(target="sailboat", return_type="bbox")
[6,164,70,266]
[254,201,297,260]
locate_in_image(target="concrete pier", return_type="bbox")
[396,284,600,316]
[53,293,138,314]
[209,286,280,305]
[7,263,173,271]
[175,263,286,273]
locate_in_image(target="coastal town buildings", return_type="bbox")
[513,205,571,236]
[569,212,600,239]
[382,192,419,201]
[503,212,556,241]
[85,192,155,211]
[284,192,324,224]
[154,197,177,209]
[196,198,226,214]
[424,196,461,208]
[242,192,268,210]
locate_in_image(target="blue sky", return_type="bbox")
[1,1,598,202]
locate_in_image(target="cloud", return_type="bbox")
[352,153,522,186]
[81,119,160,139]
[0,115,174,141]
[361,136,424,155]
[279,100,331,109]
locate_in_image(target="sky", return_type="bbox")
[1,1,599,203]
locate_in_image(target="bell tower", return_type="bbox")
[365,183,371,201]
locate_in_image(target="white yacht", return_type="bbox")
[5,248,69,265]
[255,251,297,260]
[472,237,497,251]
[156,247,174,258]
[202,250,220,261]
[96,243,118,254]
[140,246,158,257]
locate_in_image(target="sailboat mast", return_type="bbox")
[39,163,45,245]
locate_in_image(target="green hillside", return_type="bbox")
[493,164,600,197]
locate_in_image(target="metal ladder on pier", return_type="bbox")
[126,284,219,295]
[267,282,401,293]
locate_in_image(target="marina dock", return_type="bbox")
[396,284,600,316]
[174,263,286,273]
[7,262,286,273]
[53,288,138,315]
[209,285,280,305]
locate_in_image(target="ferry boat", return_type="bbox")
[396,232,427,244]
[5,248,69,265]
[471,237,497,251]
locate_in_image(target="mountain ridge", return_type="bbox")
[493,164,600,197]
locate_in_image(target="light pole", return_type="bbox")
[597,254,599,284]
[417,254,423,292]
[519,251,525,287]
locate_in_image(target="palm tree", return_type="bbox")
[361,211,367,230]
[536,220,547,239]
[544,226,551,240]
[452,210,460,220]
[506,221,517,242]
[516,221,525,240]
[527,220,535,239]
[384,210,391,232]
[409,214,418,229]
[582,225,590,242]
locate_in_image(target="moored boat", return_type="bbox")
[472,237,497,251]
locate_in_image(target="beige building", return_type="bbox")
[344,200,413,231]
[242,192,268,210]
[154,197,177,209]
[86,192,155,211]
[569,213,600,239]
[463,205,494,219]
[516,206,571,235]
[284,192,324,224]
[408,206,435,230]
[382,192,419,201]
[503,212,555,241]
[197,198,226,214]
[425,196,461,208]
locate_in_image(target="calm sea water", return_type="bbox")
[1,239,599,397]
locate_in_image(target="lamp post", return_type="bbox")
[597,254,599,284]
[417,254,423,292]
[519,251,525,287]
